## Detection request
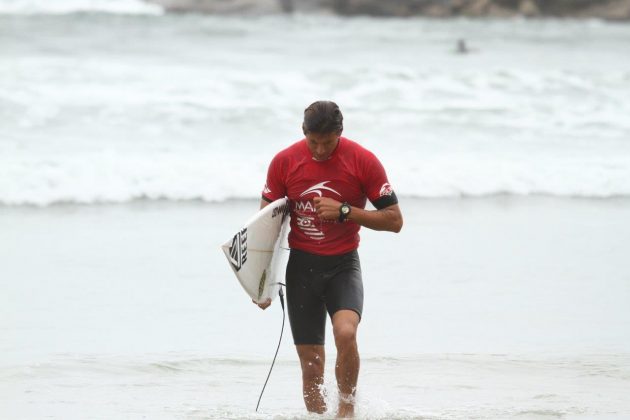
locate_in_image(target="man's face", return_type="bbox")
[305,131,340,161]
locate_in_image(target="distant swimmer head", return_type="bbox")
[456,39,469,54]
[302,101,343,161]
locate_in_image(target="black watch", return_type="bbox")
[338,202,351,222]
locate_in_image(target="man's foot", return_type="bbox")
[337,393,355,418]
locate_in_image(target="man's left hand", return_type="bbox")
[313,196,343,221]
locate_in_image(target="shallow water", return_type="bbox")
[1,198,629,418]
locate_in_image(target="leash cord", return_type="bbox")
[255,284,286,412]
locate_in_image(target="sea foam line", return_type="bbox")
[0,0,164,15]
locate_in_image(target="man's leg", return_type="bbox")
[332,309,360,418]
[296,344,326,413]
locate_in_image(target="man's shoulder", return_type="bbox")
[340,137,378,161]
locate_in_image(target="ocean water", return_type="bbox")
[1,2,630,205]
[1,1,630,419]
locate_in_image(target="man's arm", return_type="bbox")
[345,203,403,233]
[260,199,270,210]
[313,197,403,233]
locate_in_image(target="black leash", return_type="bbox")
[255,283,286,412]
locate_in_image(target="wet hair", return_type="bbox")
[302,101,343,134]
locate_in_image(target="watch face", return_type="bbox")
[342,205,350,215]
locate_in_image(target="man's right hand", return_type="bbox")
[253,298,272,310]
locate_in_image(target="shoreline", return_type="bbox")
[2,6,630,21]
[2,194,630,210]
[145,0,630,21]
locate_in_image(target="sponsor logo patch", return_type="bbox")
[272,201,289,219]
[228,228,247,271]
[379,182,394,197]
[258,269,266,300]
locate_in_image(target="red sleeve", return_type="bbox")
[261,153,287,203]
[361,152,398,209]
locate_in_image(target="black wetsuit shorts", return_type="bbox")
[285,248,364,345]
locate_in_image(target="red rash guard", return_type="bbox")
[262,137,398,256]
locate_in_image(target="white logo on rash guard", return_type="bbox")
[296,215,324,239]
[294,181,339,241]
[379,182,394,196]
[263,184,271,194]
[299,181,341,198]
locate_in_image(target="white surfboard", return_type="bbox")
[221,198,290,303]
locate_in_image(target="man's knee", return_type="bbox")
[333,323,357,349]
[332,310,360,350]
[297,346,325,379]
[301,357,324,379]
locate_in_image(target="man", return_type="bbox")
[254,101,403,417]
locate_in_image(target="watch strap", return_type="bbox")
[338,202,351,223]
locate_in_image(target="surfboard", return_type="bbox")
[221,198,290,304]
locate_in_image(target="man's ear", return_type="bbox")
[302,123,307,135]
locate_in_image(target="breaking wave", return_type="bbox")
[1,151,629,206]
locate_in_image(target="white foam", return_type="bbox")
[1,149,629,206]
[0,0,163,15]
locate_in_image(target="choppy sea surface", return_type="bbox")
[1,0,630,205]
[1,1,630,419]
